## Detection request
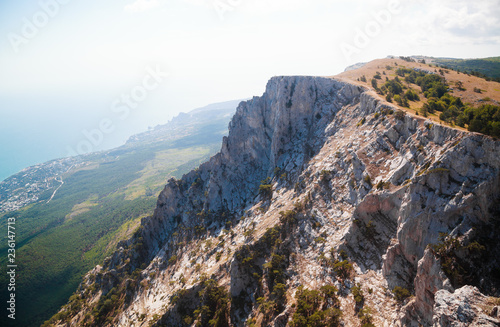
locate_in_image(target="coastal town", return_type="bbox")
[0,158,82,213]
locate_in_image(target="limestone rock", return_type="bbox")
[54,74,500,327]
[433,286,500,326]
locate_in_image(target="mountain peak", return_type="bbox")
[48,62,500,327]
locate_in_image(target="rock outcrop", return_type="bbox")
[53,73,500,327]
[433,286,500,326]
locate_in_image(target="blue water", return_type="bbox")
[0,94,167,182]
[0,96,89,181]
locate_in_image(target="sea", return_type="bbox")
[0,95,164,182]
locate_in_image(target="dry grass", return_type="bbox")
[331,58,500,132]
[487,296,500,306]
[65,195,98,221]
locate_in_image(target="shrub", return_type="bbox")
[363,175,372,186]
[290,286,342,327]
[352,285,364,304]
[394,94,402,106]
[358,307,375,327]
[184,316,193,325]
[257,297,276,314]
[259,183,273,198]
[376,180,390,190]
[405,89,420,101]
[384,78,404,95]
[279,210,297,226]
[320,170,332,182]
[333,260,353,280]
[427,167,450,174]
[365,220,377,238]
[394,110,406,120]
[455,81,465,91]
[168,255,178,265]
[431,232,487,288]
[392,286,411,303]
[272,283,287,304]
[338,249,348,260]
[193,279,231,327]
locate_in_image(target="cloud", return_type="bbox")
[422,0,499,37]
[389,0,500,48]
[124,0,161,13]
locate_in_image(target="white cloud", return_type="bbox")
[124,0,161,13]
[387,0,500,50]
[423,1,493,33]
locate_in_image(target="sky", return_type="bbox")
[0,0,499,181]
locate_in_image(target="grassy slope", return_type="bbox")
[0,118,230,327]
[336,57,500,131]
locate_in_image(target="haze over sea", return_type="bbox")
[0,94,174,182]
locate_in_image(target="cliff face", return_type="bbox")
[142,77,364,251]
[57,76,500,327]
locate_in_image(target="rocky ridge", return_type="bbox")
[53,72,500,327]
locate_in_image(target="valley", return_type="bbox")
[0,100,239,327]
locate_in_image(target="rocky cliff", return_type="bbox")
[51,73,500,327]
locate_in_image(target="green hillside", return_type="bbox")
[0,101,239,327]
[433,57,500,80]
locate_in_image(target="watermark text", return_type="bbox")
[65,65,168,157]
[212,0,243,20]
[340,0,401,62]
[6,217,16,320]
[8,0,73,53]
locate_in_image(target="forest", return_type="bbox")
[0,118,229,327]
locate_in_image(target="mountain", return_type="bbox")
[0,99,240,327]
[47,58,500,326]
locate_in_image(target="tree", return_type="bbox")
[404,89,420,101]
[259,177,273,198]
[394,94,402,106]
[290,286,342,327]
[384,79,403,95]
[392,286,411,303]
[394,110,406,120]
[455,81,465,91]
